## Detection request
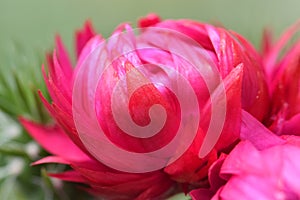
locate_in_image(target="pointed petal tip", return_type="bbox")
[75,19,97,58]
[31,156,70,166]
[138,13,161,28]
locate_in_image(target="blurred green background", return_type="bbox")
[0,0,300,57]
[0,0,299,199]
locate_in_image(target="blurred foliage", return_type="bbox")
[0,110,51,200]
[0,43,93,199]
[0,43,49,122]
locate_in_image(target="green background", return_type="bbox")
[0,0,299,57]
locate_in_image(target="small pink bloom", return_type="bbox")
[262,21,300,136]
[215,136,300,200]
[191,111,300,200]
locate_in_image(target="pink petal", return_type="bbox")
[190,189,214,200]
[138,13,161,28]
[218,140,300,199]
[20,118,90,162]
[55,35,73,77]
[201,64,243,154]
[48,170,87,183]
[135,179,174,200]
[282,113,300,135]
[70,158,175,199]
[219,174,275,200]
[151,19,214,51]
[189,155,227,200]
[90,171,173,198]
[263,20,300,83]
[206,25,235,78]
[164,65,243,184]
[75,20,96,58]
[38,92,89,154]
[208,154,227,191]
[260,28,273,57]
[240,110,285,150]
[32,156,70,165]
[75,35,103,72]
[220,141,264,177]
[46,51,72,102]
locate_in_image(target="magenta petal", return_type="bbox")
[240,110,285,150]
[201,64,243,154]
[75,20,96,58]
[138,13,161,28]
[55,35,73,78]
[189,155,227,200]
[135,180,174,200]
[70,159,175,198]
[261,28,273,57]
[48,51,72,101]
[48,170,87,183]
[263,20,300,82]
[220,141,263,177]
[280,146,300,193]
[75,35,103,71]
[90,172,172,197]
[151,19,214,51]
[190,189,214,200]
[209,155,227,191]
[32,156,70,165]
[20,118,89,162]
[206,25,235,78]
[219,175,275,200]
[282,113,300,135]
[218,139,300,199]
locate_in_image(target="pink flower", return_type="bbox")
[20,14,269,198]
[263,21,300,135]
[190,111,300,200]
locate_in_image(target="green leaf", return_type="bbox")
[0,43,50,123]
